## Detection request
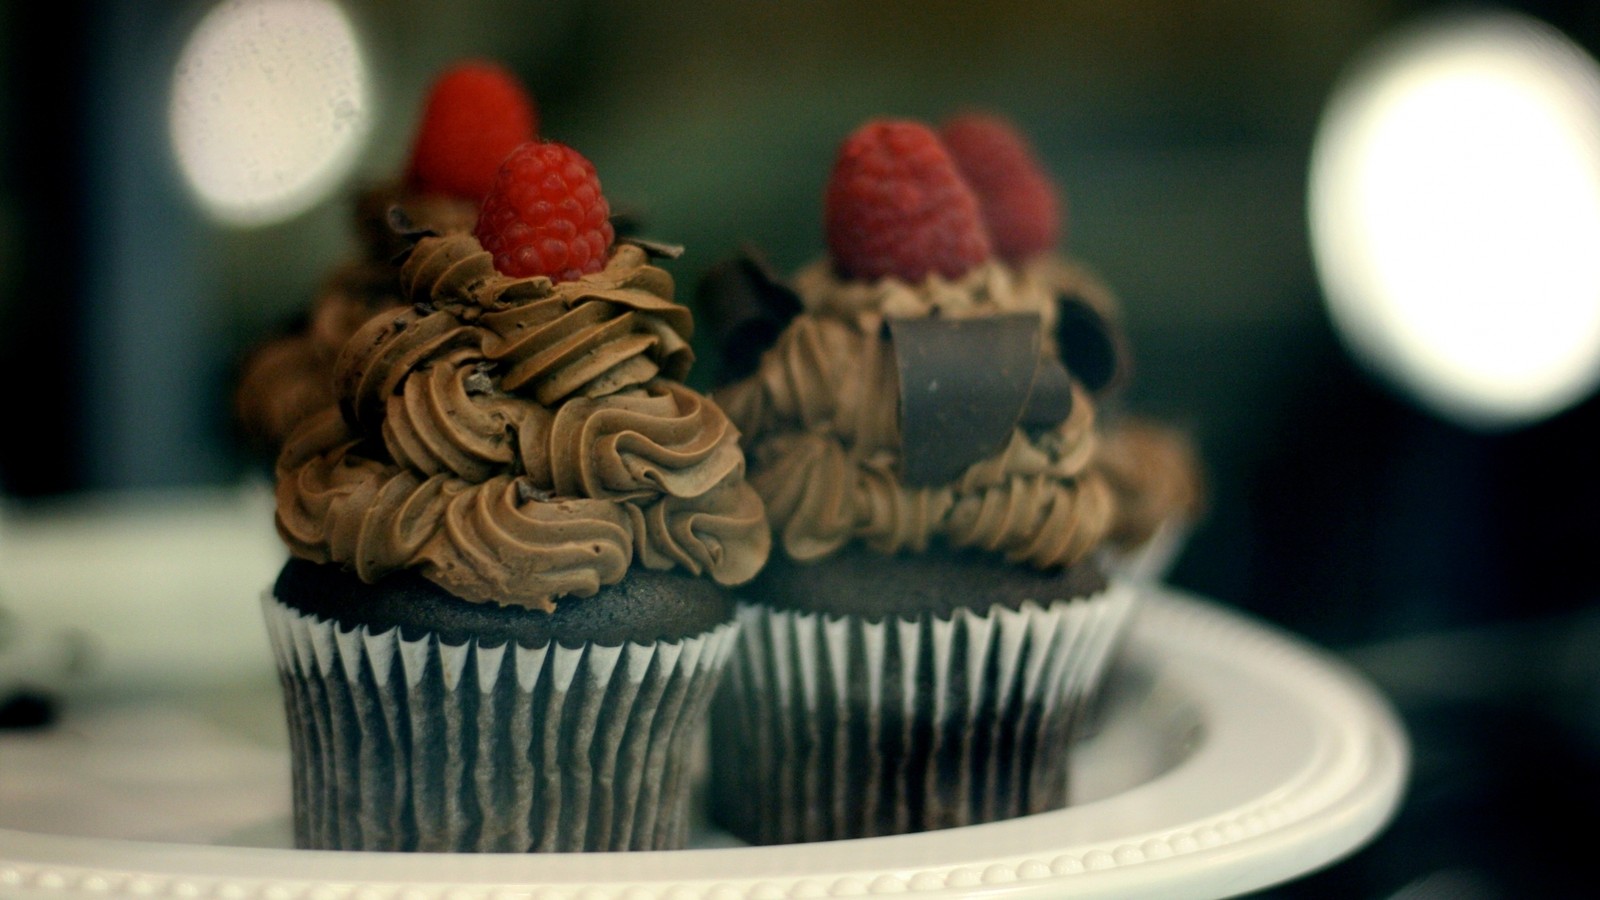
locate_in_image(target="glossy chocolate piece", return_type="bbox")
[1057,294,1122,394]
[889,313,1042,486]
[698,249,803,383]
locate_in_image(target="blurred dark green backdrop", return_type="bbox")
[4,2,1600,896]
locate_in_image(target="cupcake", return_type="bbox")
[263,138,770,852]
[236,60,536,457]
[703,119,1135,844]
[940,111,1206,580]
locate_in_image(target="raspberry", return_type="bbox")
[406,61,538,200]
[824,119,991,282]
[474,141,615,282]
[940,112,1061,263]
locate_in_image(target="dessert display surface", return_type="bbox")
[0,489,1406,898]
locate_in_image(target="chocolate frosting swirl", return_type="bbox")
[276,233,769,610]
[717,278,1113,570]
[792,258,1060,338]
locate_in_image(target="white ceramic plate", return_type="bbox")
[0,587,1408,900]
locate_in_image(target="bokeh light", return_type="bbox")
[1309,11,1600,429]
[169,0,370,226]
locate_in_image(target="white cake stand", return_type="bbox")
[0,579,1408,900]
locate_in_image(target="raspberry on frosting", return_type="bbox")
[474,141,615,282]
[824,119,991,283]
[940,112,1062,264]
[405,60,538,200]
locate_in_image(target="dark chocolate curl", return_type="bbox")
[1057,295,1122,394]
[620,236,685,260]
[698,249,803,384]
[889,314,1043,487]
[1020,356,1074,429]
[610,208,646,239]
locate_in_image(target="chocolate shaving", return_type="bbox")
[386,205,440,265]
[619,236,685,260]
[1057,295,1123,394]
[514,479,555,506]
[888,314,1043,486]
[610,208,646,239]
[697,247,803,384]
[462,367,494,396]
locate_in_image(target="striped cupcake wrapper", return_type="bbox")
[260,592,738,852]
[709,580,1136,844]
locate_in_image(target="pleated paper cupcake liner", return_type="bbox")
[260,592,737,852]
[708,580,1136,845]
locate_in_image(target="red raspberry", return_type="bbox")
[406,61,538,200]
[824,119,991,282]
[474,141,615,282]
[940,112,1062,263]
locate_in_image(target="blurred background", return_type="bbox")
[4,0,1600,896]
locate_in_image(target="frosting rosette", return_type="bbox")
[276,232,769,611]
[715,266,1114,571]
[791,257,1060,328]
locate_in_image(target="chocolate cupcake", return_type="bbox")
[236,61,534,458]
[263,139,769,852]
[704,119,1134,844]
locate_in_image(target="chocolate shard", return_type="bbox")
[697,247,803,384]
[1057,294,1123,394]
[610,207,646,239]
[514,478,555,506]
[889,314,1043,487]
[386,205,438,243]
[1020,356,1074,429]
[462,366,494,396]
[619,236,686,260]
